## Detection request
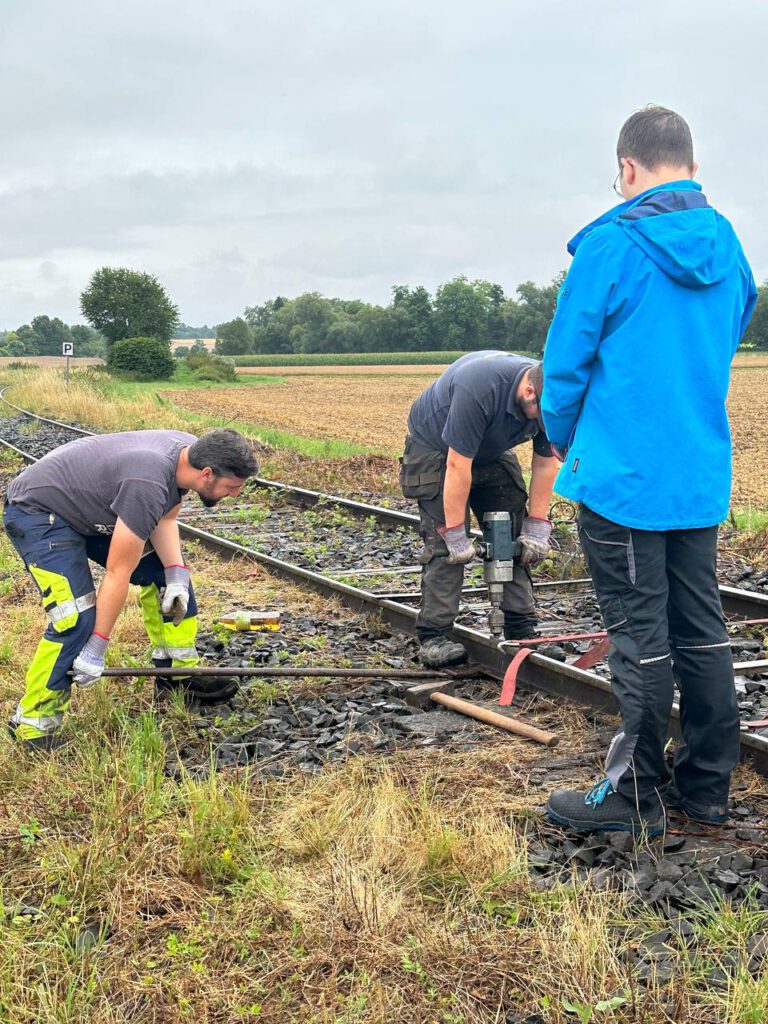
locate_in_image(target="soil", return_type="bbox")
[236,364,453,375]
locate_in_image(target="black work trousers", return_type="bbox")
[399,435,536,642]
[578,504,739,815]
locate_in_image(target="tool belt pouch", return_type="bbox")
[398,436,446,500]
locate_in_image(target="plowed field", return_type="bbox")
[167,366,768,508]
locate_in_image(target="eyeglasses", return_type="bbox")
[612,168,623,198]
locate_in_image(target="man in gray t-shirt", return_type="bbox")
[3,428,259,750]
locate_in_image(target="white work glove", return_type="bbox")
[437,524,476,565]
[161,565,190,626]
[518,517,553,569]
[72,632,110,688]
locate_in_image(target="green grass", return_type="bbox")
[729,508,768,531]
[105,361,283,394]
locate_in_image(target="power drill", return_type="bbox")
[477,512,521,637]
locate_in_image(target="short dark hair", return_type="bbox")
[528,362,543,403]
[188,428,259,479]
[616,105,694,172]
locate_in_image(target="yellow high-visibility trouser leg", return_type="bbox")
[13,639,72,741]
[138,584,199,669]
[13,565,95,741]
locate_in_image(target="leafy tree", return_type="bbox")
[108,336,175,380]
[244,296,287,328]
[741,282,768,349]
[480,282,506,344]
[434,276,492,350]
[354,305,410,352]
[392,285,436,351]
[15,325,41,352]
[215,318,253,355]
[504,271,566,356]
[30,315,73,356]
[80,267,179,348]
[174,323,213,339]
[0,333,26,357]
[70,324,106,357]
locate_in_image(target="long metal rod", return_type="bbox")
[98,665,446,679]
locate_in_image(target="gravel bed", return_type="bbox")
[162,609,504,780]
[0,414,91,458]
[531,808,768,984]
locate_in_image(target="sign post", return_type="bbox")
[62,341,74,385]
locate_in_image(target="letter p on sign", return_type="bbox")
[62,342,74,356]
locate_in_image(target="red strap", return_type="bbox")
[500,647,534,706]
[573,635,613,670]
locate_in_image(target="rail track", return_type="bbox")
[3,385,768,774]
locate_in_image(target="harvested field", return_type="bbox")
[237,352,767,375]
[0,355,103,367]
[729,367,767,509]
[236,363,451,375]
[168,365,768,507]
[166,376,430,454]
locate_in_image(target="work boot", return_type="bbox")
[664,782,728,825]
[418,637,468,669]
[547,785,665,836]
[7,720,69,753]
[155,673,239,703]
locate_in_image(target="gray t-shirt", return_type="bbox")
[7,430,197,540]
[407,351,552,464]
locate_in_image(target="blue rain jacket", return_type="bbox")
[542,180,757,530]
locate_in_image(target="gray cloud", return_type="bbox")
[1,0,765,328]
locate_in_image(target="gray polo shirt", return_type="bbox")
[7,430,197,540]
[407,351,551,464]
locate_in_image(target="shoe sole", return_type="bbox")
[667,806,727,826]
[156,682,238,703]
[547,807,664,836]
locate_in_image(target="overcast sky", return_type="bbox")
[1,0,765,330]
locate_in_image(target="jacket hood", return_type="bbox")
[568,180,738,289]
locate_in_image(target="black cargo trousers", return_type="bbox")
[579,504,740,817]
[399,434,536,642]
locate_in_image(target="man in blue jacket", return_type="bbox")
[542,106,756,834]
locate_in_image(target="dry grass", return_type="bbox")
[4,368,193,434]
[0,356,104,368]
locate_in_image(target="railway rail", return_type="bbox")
[3,385,768,773]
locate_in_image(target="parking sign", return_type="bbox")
[62,341,74,356]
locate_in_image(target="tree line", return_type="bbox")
[0,317,105,358]
[215,274,567,358]
[3,265,768,362]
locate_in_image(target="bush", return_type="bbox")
[185,350,237,382]
[174,346,190,358]
[108,336,175,380]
